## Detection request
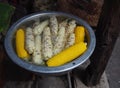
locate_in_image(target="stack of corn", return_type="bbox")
[15,16,87,67]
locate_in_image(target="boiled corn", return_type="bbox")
[47,42,87,67]
[53,26,65,55]
[50,16,58,44]
[64,20,76,47]
[33,20,49,35]
[32,21,39,28]
[65,33,75,48]
[75,26,85,44]
[33,35,44,65]
[25,27,35,54]
[65,20,76,38]
[42,27,53,60]
[16,29,29,59]
[59,19,68,28]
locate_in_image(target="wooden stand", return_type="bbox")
[84,0,120,86]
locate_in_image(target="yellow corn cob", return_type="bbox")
[47,42,87,67]
[16,29,29,59]
[75,26,85,44]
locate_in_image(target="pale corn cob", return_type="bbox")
[33,35,44,65]
[53,20,68,47]
[32,21,39,28]
[65,20,76,38]
[51,20,68,46]
[42,27,53,60]
[50,16,58,44]
[53,26,65,55]
[59,19,68,28]
[33,20,49,35]
[25,27,35,54]
[65,33,75,48]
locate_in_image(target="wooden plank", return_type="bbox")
[84,0,120,86]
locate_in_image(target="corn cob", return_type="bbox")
[53,26,65,55]
[53,19,68,55]
[65,20,76,38]
[64,20,76,47]
[16,29,29,59]
[42,27,53,60]
[75,26,85,44]
[33,20,49,35]
[47,42,87,67]
[65,33,75,48]
[59,19,68,28]
[50,16,58,44]
[55,19,68,46]
[25,27,35,54]
[32,21,39,28]
[32,35,44,65]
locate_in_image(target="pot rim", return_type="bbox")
[4,11,96,74]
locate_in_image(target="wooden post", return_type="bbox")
[84,0,120,86]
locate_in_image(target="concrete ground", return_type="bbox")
[106,34,120,88]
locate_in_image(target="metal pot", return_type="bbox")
[4,11,96,75]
